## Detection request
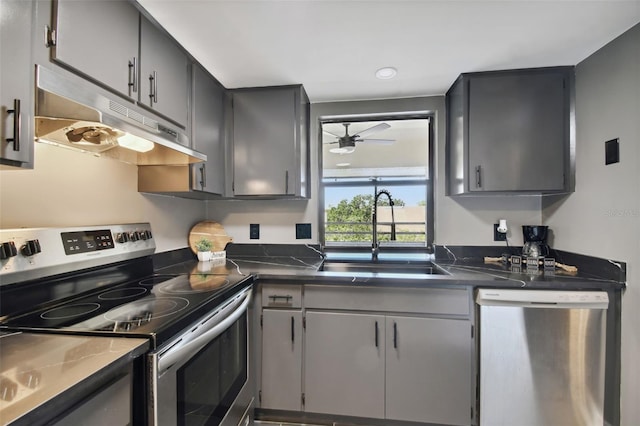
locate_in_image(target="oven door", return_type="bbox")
[150,286,253,426]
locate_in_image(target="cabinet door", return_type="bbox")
[53,0,139,100]
[385,316,472,425]
[140,17,189,127]
[1,0,34,168]
[304,311,385,418]
[232,88,297,196]
[468,71,567,191]
[261,309,303,411]
[191,64,225,194]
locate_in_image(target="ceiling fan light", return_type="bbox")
[329,146,355,154]
[375,67,397,80]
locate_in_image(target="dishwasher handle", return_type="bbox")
[476,289,609,309]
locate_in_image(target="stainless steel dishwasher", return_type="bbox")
[476,289,609,426]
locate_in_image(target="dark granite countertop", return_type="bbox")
[154,244,625,291]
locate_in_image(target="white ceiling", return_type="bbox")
[137,0,640,103]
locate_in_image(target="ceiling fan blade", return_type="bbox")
[358,138,395,145]
[323,140,339,145]
[354,123,391,139]
[323,129,342,138]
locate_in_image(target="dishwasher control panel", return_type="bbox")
[476,289,609,309]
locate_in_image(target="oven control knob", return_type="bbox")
[21,239,41,256]
[0,376,17,401]
[139,230,149,240]
[115,233,129,243]
[145,230,153,240]
[129,231,140,242]
[1,241,18,259]
[17,369,41,389]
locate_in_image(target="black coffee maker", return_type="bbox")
[522,225,550,258]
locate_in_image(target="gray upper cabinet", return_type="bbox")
[52,0,139,100]
[139,16,189,127]
[50,0,189,127]
[137,63,225,197]
[446,67,574,195]
[231,85,310,198]
[1,0,34,168]
[190,64,226,195]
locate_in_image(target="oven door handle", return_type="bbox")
[157,288,252,375]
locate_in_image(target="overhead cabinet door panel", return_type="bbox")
[467,72,567,192]
[232,89,297,196]
[1,0,34,167]
[53,0,139,99]
[139,17,189,127]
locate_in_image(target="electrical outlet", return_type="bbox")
[494,224,507,241]
[249,224,260,240]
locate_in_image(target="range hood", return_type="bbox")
[35,65,206,165]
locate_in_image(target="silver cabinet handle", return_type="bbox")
[393,321,398,349]
[291,316,295,343]
[128,57,137,94]
[6,99,21,152]
[475,165,482,188]
[43,25,55,47]
[374,321,379,348]
[149,71,158,104]
[285,170,289,194]
[199,164,206,188]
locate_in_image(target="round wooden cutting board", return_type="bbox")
[188,221,233,253]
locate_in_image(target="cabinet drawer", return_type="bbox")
[304,285,470,316]
[261,284,302,308]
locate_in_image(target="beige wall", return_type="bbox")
[209,96,542,246]
[542,24,640,425]
[0,143,206,252]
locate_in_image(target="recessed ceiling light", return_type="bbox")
[375,67,397,80]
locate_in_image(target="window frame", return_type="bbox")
[318,113,435,252]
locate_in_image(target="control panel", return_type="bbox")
[0,223,155,286]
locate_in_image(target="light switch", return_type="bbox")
[605,138,619,165]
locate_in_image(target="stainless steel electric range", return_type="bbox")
[0,223,254,426]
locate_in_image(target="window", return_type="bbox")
[320,116,434,249]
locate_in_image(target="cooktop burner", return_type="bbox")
[98,287,148,300]
[40,303,101,320]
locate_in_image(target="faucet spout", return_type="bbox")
[372,189,396,261]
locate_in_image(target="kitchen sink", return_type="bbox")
[319,260,449,275]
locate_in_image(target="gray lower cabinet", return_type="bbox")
[52,0,139,100]
[446,67,574,195]
[304,311,386,418]
[231,85,310,198]
[385,316,472,425]
[260,309,303,411]
[0,0,34,168]
[139,16,189,127]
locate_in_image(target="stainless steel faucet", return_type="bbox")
[372,189,396,261]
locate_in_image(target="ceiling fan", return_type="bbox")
[324,122,394,154]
